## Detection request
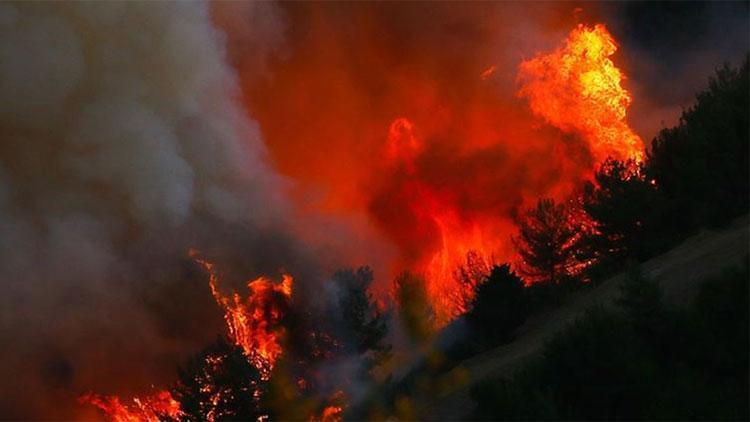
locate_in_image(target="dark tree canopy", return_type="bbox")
[331,267,392,366]
[647,56,749,229]
[466,264,528,344]
[172,336,266,422]
[515,198,583,286]
[580,158,666,278]
[394,271,435,345]
[471,264,749,420]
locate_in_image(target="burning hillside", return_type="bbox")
[1,1,746,420]
[79,16,644,420]
[368,23,643,324]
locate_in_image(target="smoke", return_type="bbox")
[596,1,750,142]
[0,2,299,418]
[3,1,746,418]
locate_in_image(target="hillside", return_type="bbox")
[418,215,749,420]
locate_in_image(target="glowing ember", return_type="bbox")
[78,391,181,422]
[518,23,644,162]
[480,65,497,80]
[190,249,292,379]
[311,390,346,422]
[319,405,343,422]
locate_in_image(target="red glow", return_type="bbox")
[78,391,181,422]
[190,249,292,379]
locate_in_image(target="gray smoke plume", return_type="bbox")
[0,2,299,418]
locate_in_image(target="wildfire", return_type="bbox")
[377,23,643,326]
[78,391,181,422]
[518,23,644,162]
[383,118,496,324]
[189,249,292,379]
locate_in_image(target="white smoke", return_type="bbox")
[0,2,294,418]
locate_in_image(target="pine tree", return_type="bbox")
[466,264,528,344]
[514,198,583,286]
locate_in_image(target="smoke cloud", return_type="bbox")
[0,2,298,418]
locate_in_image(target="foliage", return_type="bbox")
[451,250,491,313]
[172,336,267,421]
[465,264,528,345]
[471,263,749,420]
[331,267,392,367]
[394,271,435,345]
[580,158,666,278]
[647,56,749,229]
[577,58,748,281]
[515,198,584,287]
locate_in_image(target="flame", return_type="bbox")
[189,249,292,379]
[376,23,642,325]
[382,118,498,324]
[78,391,181,422]
[80,250,291,421]
[518,23,644,162]
[310,390,346,422]
[319,405,343,422]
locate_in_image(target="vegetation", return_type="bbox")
[394,271,435,345]
[515,198,583,287]
[647,56,749,230]
[582,56,749,279]
[471,263,749,420]
[172,336,266,421]
[465,264,527,345]
[330,267,392,367]
[155,57,748,422]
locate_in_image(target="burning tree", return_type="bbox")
[190,249,292,379]
[514,198,585,287]
[451,251,492,316]
[172,336,267,422]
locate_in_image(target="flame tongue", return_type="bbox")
[518,23,644,162]
[189,249,292,379]
[78,391,181,422]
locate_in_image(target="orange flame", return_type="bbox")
[319,405,343,422]
[518,23,644,162]
[384,118,497,324]
[78,391,181,422]
[189,249,292,379]
[310,390,346,422]
[379,23,642,325]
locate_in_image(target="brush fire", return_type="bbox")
[78,17,641,420]
[1,1,745,421]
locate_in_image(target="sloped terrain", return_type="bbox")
[419,215,749,420]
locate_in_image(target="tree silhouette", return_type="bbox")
[514,198,583,286]
[466,264,528,344]
[172,336,267,421]
[394,271,435,345]
[580,158,665,277]
[647,56,748,229]
[331,267,392,367]
[452,250,491,315]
